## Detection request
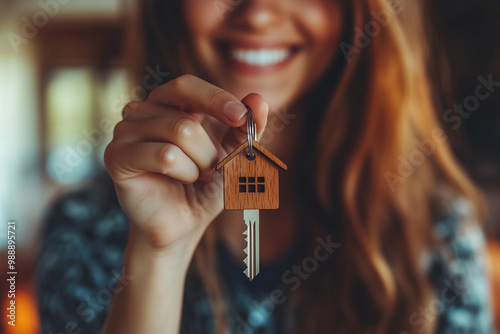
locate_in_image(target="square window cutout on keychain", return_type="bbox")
[216,106,287,281]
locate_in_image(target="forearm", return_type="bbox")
[101,239,193,334]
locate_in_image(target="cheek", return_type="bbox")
[183,0,220,43]
[298,1,344,56]
[183,0,225,70]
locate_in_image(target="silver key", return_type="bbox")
[243,209,259,280]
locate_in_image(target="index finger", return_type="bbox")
[148,74,248,127]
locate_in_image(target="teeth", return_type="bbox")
[231,48,291,66]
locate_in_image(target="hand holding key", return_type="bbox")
[104,74,269,258]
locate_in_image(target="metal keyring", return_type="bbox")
[246,105,257,159]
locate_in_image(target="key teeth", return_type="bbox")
[243,256,249,276]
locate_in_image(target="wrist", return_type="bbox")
[124,233,196,275]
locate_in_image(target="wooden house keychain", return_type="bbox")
[216,106,287,281]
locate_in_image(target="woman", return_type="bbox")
[37,0,495,333]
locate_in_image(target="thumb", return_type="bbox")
[241,93,269,141]
[223,93,269,151]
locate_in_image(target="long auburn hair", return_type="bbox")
[127,0,483,332]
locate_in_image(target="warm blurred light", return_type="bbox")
[45,67,128,184]
[46,67,94,151]
[15,0,125,18]
[45,67,94,184]
[488,239,500,331]
[2,287,40,334]
[0,52,39,249]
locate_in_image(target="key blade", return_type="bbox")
[243,209,259,281]
[244,208,259,223]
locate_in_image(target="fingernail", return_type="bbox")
[224,102,247,122]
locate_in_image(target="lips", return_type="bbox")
[216,41,303,74]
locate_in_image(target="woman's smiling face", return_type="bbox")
[183,0,344,111]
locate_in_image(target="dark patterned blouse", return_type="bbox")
[36,172,496,334]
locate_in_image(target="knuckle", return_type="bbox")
[121,104,130,119]
[171,117,199,139]
[103,142,118,168]
[159,144,177,173]
[205,88,227,107]
[122,101,140,118]
[172,74,196,91]
[112,120,128,139]
[177,74,196,84]
[147,86,161,101]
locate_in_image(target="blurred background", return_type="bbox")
[0,0,499,333]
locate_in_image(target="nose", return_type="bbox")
[229,0,285,31]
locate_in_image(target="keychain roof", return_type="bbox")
[215,140,287,171]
